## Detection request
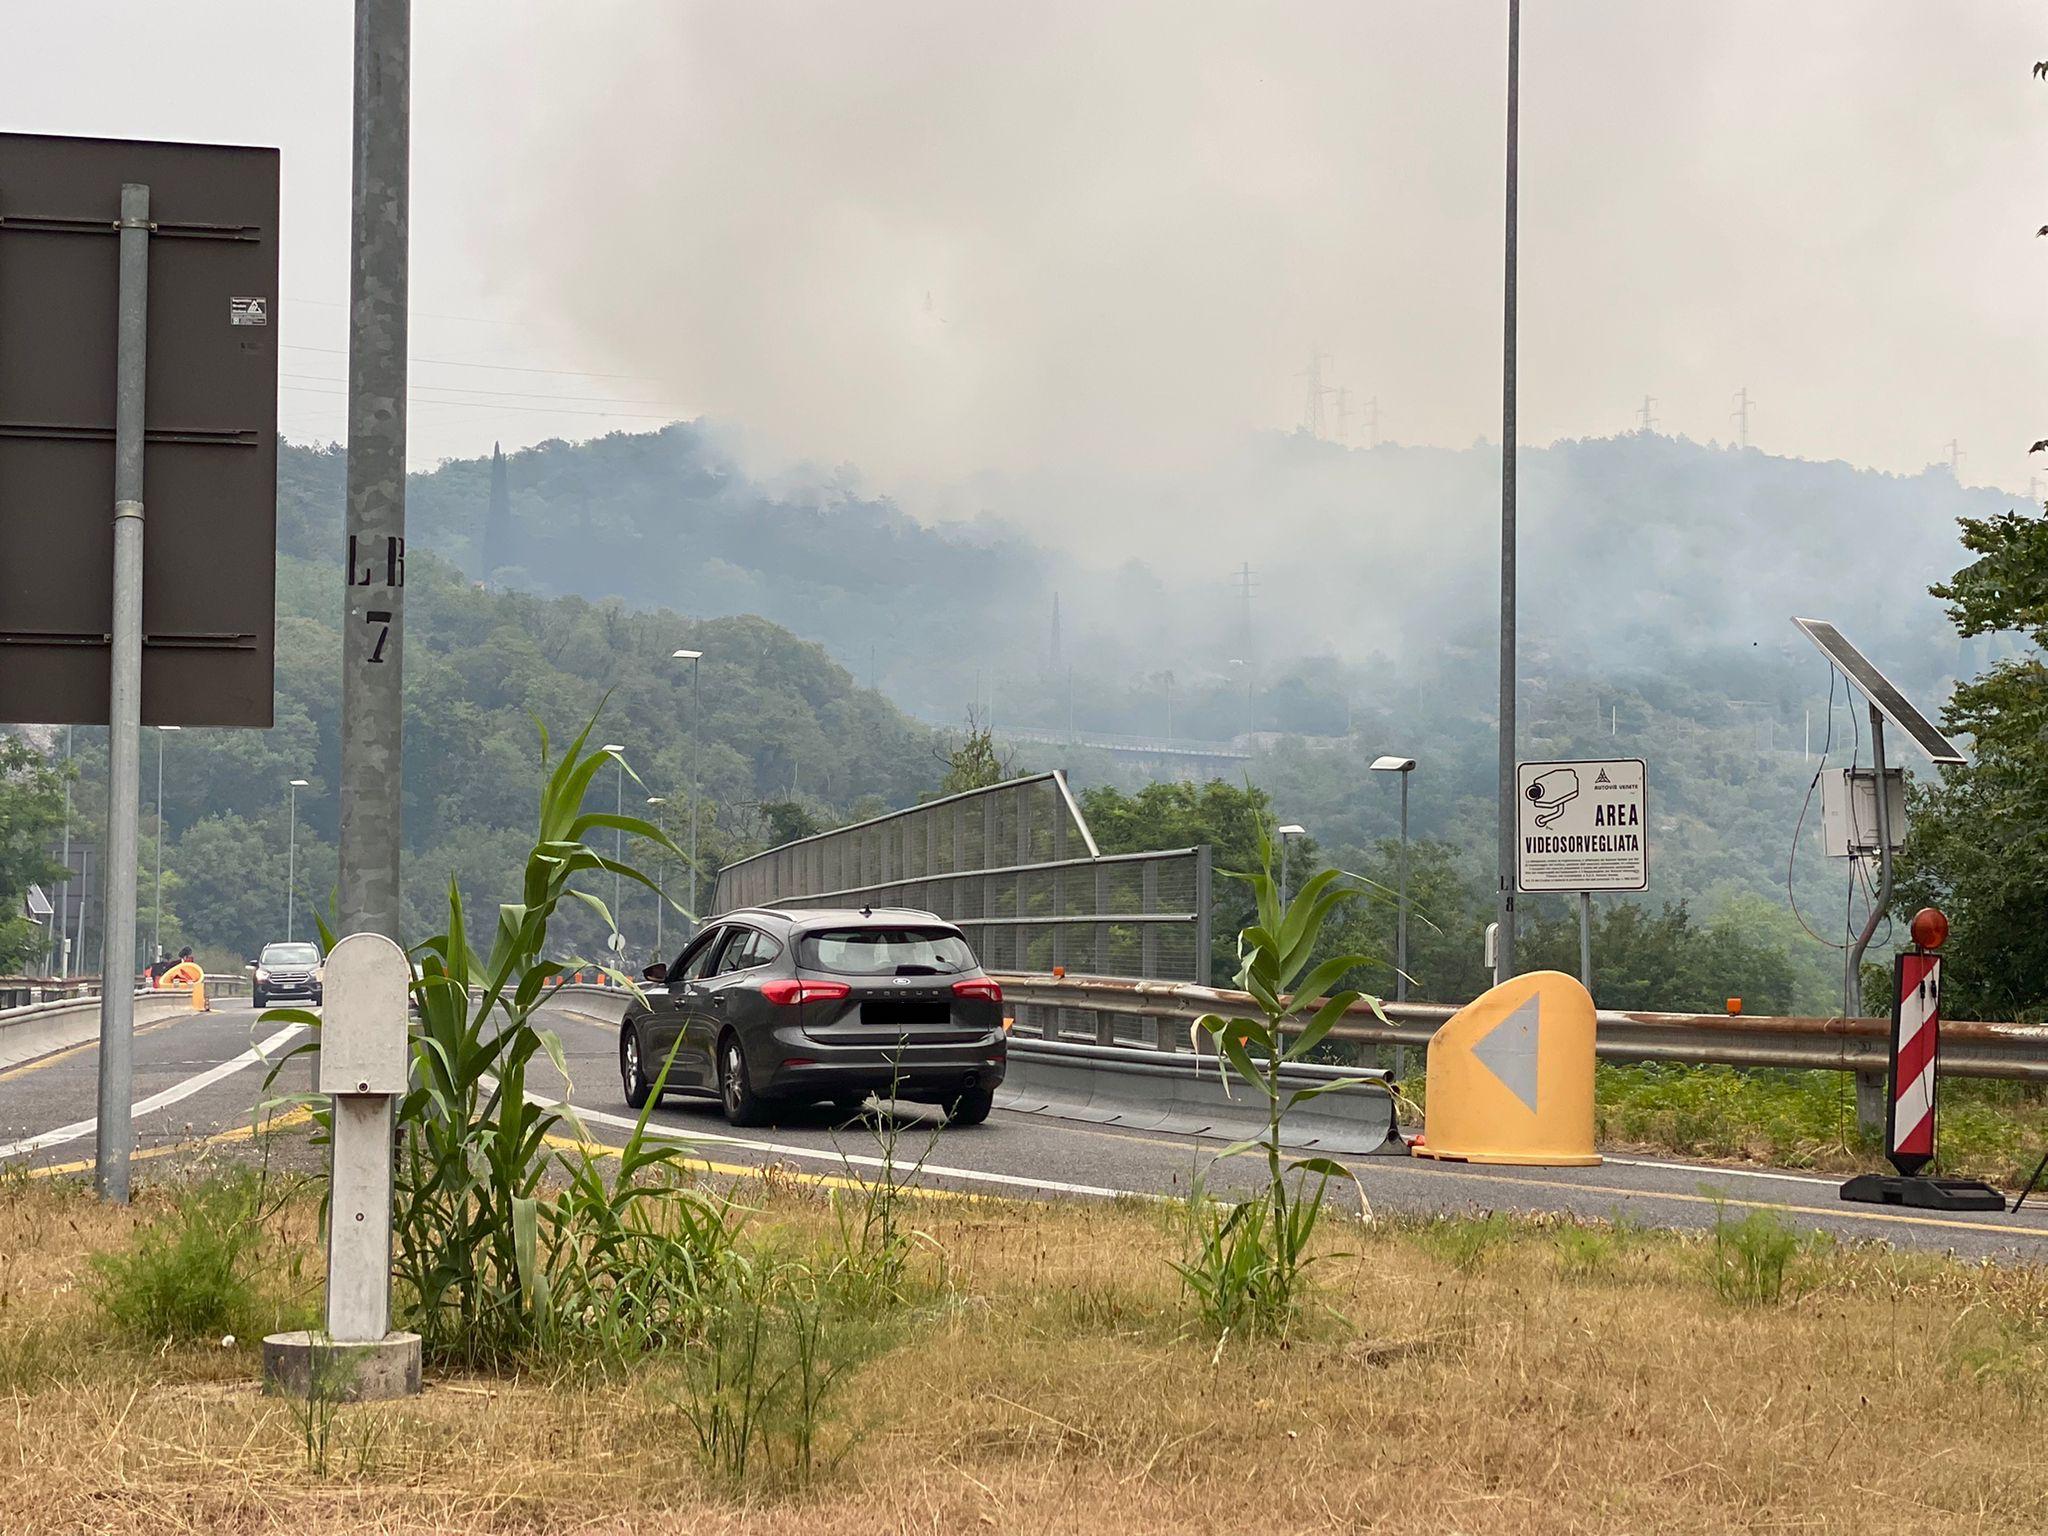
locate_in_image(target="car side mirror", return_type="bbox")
[642,964,668,983]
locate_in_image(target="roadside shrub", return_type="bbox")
[88,1172,294,1345]
[666,1257,888,1490]
[1178,829,1381,1338]
[1707,1205,1824,1306]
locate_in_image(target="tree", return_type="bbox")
[0,739,68,972]
[759,801,822,845]
[1080,778,1281,983]
[1521,898,1796,1016]
[1890,505,2048,1020]
[934,711,1011,796]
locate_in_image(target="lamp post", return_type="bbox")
[57,727,73,978]
[672,649,704,938]
[1372,755,1417,1080]
[600,743,626,960]
[646,796,668,960]
[1277,823,1305,908]
[153,725,180,965]
[286,779,311,942]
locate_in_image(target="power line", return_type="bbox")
[281,341,660,382]
[278,383,682,421]
[279,370,684,409]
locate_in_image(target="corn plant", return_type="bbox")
[1178,826,1380,1337]
[394,719,686,1367]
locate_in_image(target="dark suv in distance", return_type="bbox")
[618,907,1006,1127]
[252,941,324,1008]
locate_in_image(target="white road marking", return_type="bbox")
[0,1024,306,1163]
[1599,1153,1842,1188]
[524,1089,1150,1203]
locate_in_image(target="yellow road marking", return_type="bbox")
[0,1013,184,1085]
[20,1108,313,1180]
[538,1130,971,1200]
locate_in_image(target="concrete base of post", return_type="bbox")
[261,1330,421,1402]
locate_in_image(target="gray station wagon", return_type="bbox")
[618,906,1007,1127]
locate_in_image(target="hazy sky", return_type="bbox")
[7,2,2044,513]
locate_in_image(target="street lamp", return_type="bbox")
[56,729,73,978]
[1277,823,1305,907]
[647,796,668,959]
[286,779,311,942]
[153,726,180,965]
[1372,755,1417,1080]
[601,743,627,961]
[672,649,704,938]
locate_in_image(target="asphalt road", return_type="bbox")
[6,995,2048,1261]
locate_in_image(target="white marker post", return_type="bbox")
[262,932,421,1400]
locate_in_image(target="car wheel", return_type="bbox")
[944,1084,996,1127]
[620,1026,651,1110]
[718,1033,769,1127]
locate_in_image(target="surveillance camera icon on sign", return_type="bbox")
[1524,768,1579,828]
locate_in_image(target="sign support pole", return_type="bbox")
[95,182,150,1204]
[1493,0,1521,986]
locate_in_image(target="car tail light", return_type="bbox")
[760,978,852,1006]
[952,978,1003,1003]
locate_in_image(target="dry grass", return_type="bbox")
[2,1164,2047,1535]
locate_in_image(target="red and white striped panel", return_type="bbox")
[1891,953,1940,1165]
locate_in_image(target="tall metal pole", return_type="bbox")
[57,727,72,979]
[1848,706,1894,1135]
[690,654,702,933]
[1396,773,1409,1005]
[1493,0,1521,986]
[338,0,411,945]
[1395,771,1410,1082]
[1847,707,1894,1013]
[96,180,151,1203]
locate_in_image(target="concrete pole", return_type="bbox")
[96,181,151,1203]
[1494,0,1521,986]
[338,0,411,944]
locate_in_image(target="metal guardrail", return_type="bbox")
[993,974,2048,1083]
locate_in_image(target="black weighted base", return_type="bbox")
[1839,1173,2008,1212]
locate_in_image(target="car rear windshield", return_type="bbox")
[796,926,977,976]
[263,944,320,965]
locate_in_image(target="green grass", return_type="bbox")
[1593,1064,2048,1185]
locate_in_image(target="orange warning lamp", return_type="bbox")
[1909,907,1949,952]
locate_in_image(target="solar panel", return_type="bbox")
[1793,618,1965,766]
